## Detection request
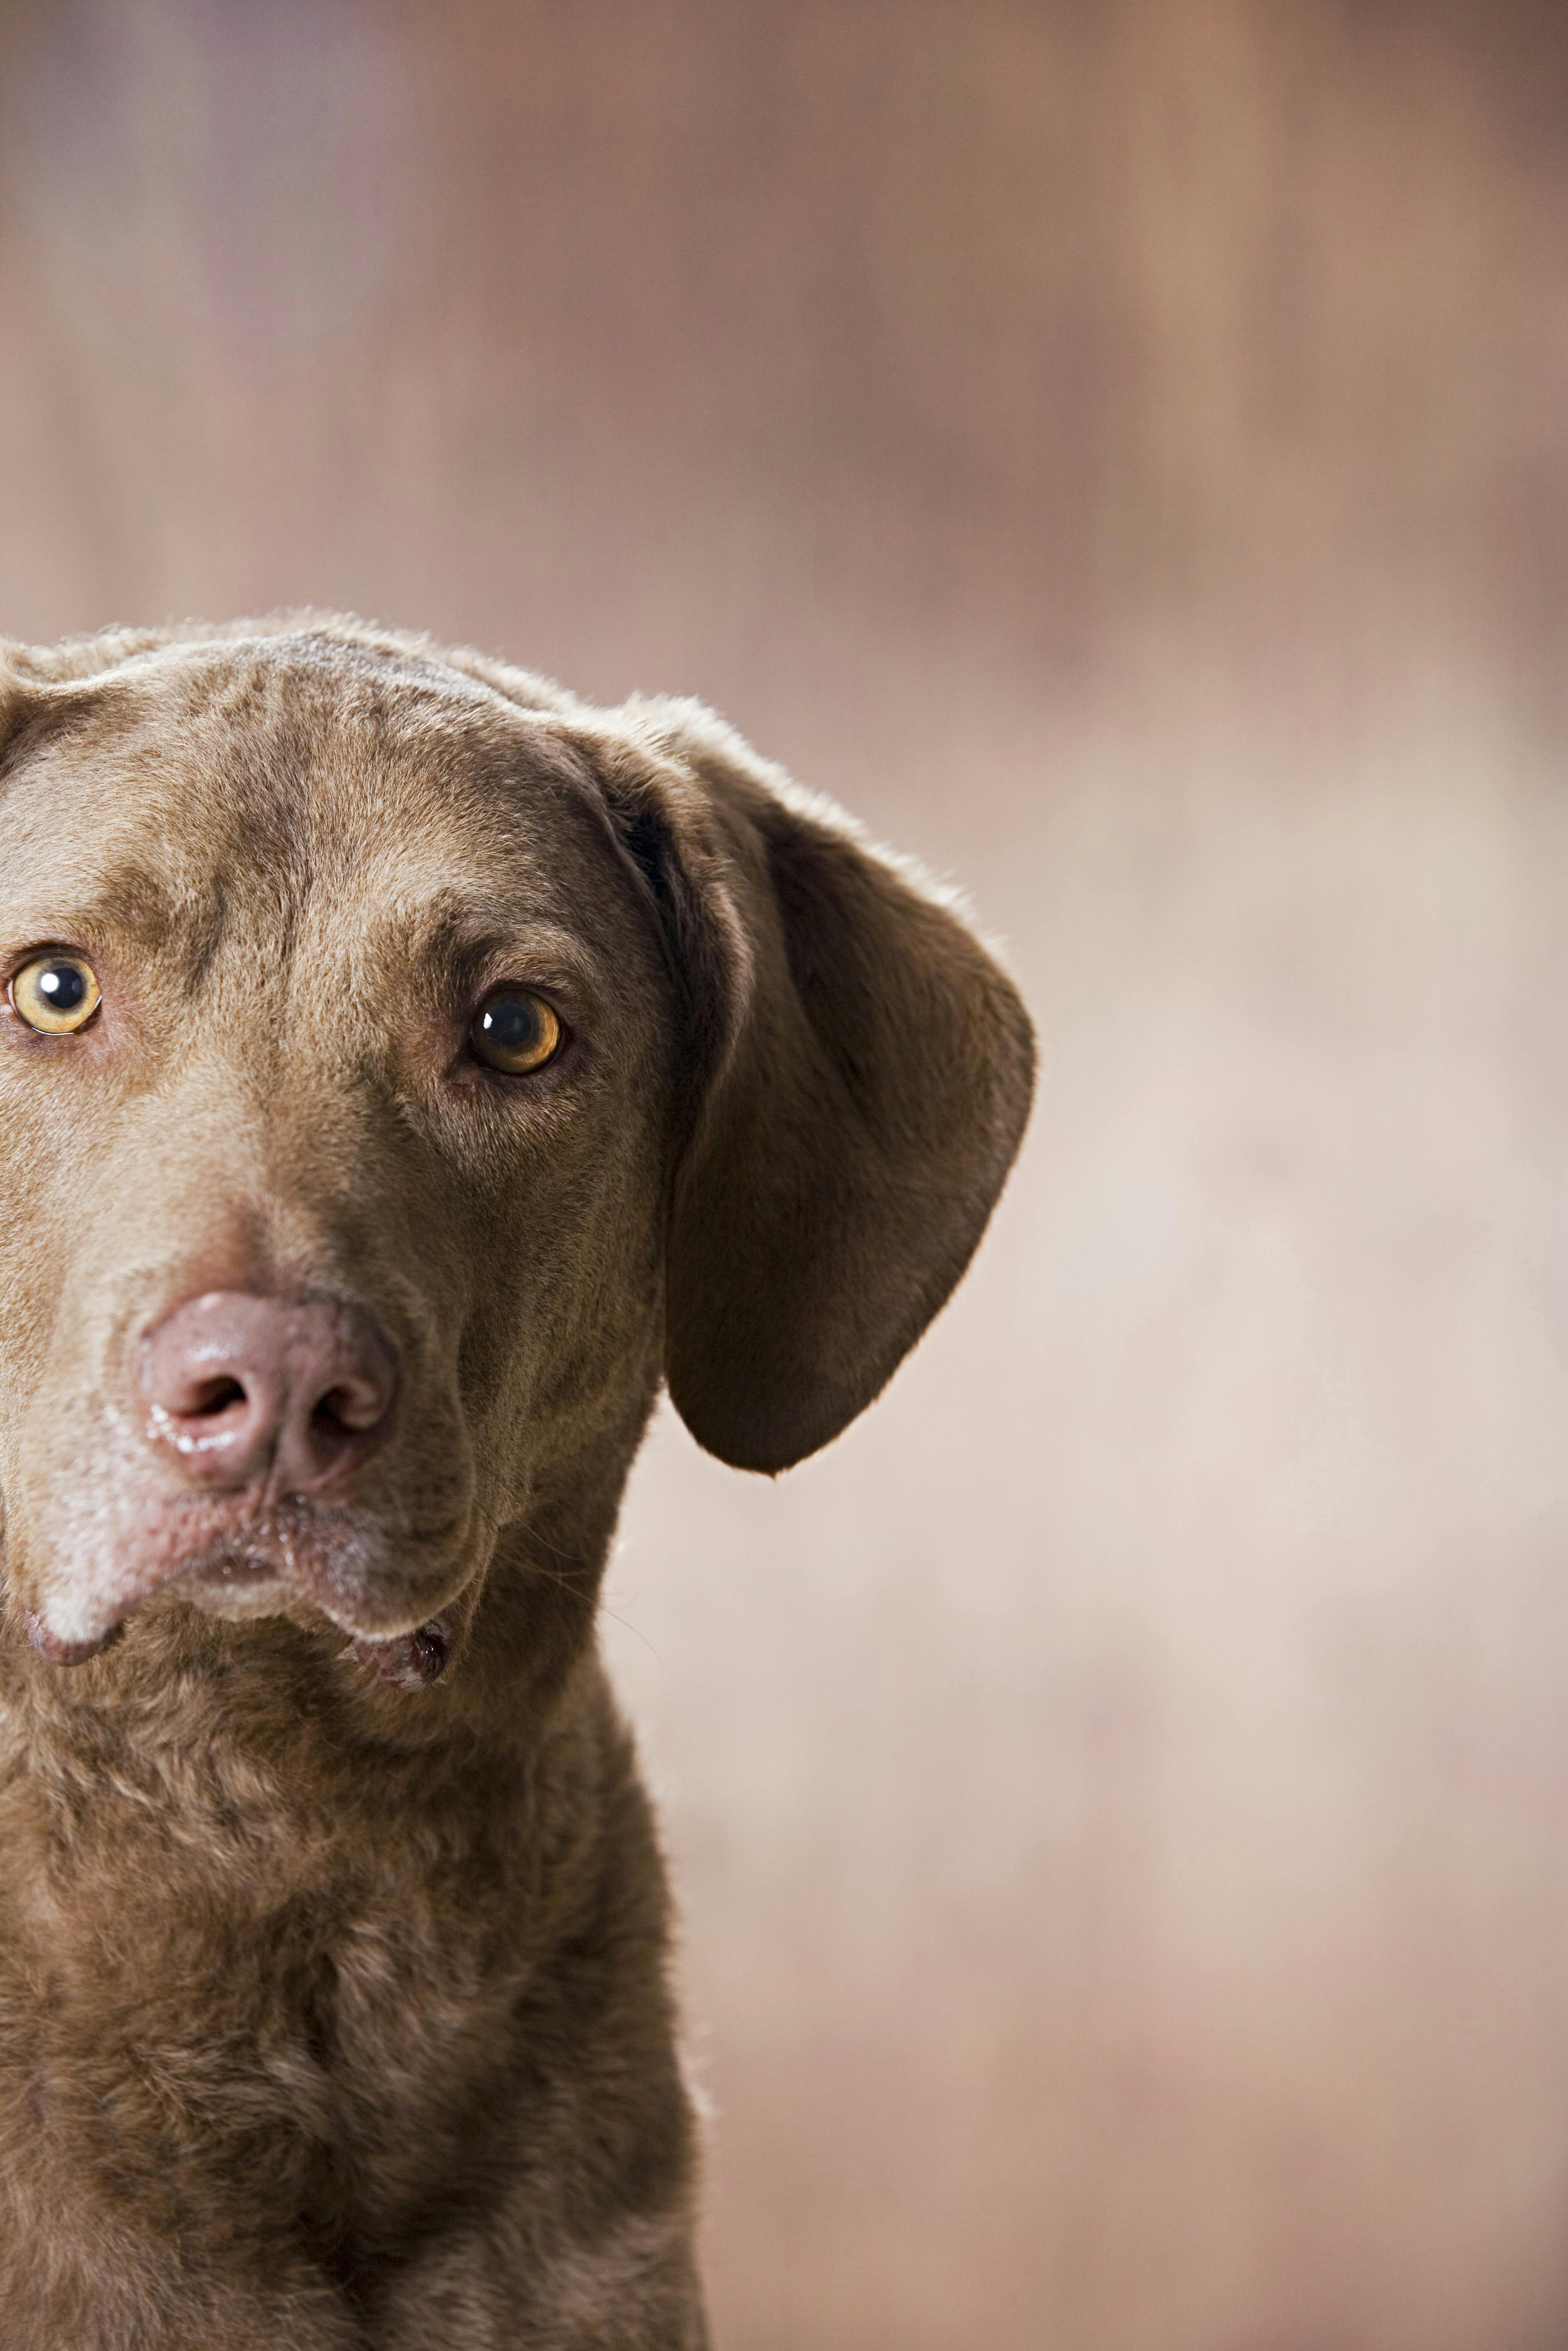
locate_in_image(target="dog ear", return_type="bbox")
[0,647,45,780]
[589,702,1035,1474]
[0,643,27,749]
[0,632,166,764]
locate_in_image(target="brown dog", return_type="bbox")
[0,615,1034,2348]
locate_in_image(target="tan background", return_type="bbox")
[5,5,1568,2345]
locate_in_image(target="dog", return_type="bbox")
[0,614,1034,2348]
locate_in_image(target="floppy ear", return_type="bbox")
[590,702,1035,1474]
[0,645,41,772]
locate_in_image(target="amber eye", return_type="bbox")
[10,952,101,1035]
[469,988,563,1075]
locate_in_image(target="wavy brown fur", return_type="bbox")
[0,615,1033,2347]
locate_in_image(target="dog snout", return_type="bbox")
[138,1292,398,1495]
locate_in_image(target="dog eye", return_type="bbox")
[10,952,102,1035]
[469,989,563,1075]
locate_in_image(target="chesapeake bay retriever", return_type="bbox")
[0,615,1034,2348]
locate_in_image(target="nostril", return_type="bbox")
[191,1376,247,1416]
[312,1383,377,1436]
[313,1390,347,1432]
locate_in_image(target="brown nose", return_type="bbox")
[139,1293,398,1496]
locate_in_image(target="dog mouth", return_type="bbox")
[21,1489,473,1689]
[24,1587,457,1689]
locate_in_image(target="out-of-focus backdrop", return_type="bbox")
[5,5,1568,2344]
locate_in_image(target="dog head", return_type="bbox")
[0,619,1033,1686]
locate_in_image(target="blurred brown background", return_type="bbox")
[5,4,1568,2345]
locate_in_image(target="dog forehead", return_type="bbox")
[0,638,633,955]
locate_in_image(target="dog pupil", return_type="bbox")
[40,965,84,1010]
[486,999,536,1051]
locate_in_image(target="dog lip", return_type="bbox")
[22,1469,476,1659]
[186,1550,281,1586]
[173,1552,294,1621]
[24,1563,450,1659]
[24,1611,112,1667]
